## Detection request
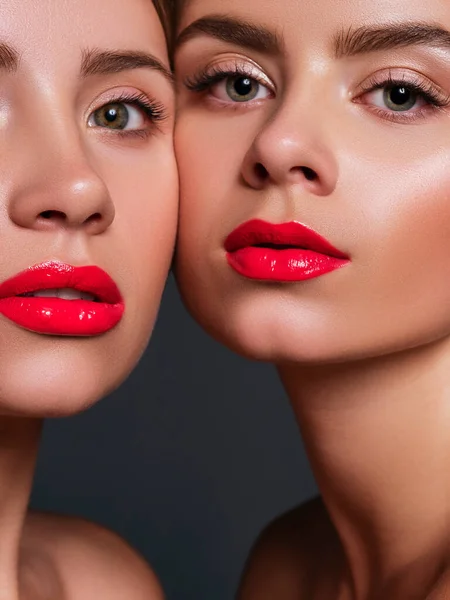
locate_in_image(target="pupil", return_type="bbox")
[390,86,411,106]
[234,77,253,96]
[105,108,118,122]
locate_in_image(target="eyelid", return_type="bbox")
[85,86,159,120]
[184,57,276,93]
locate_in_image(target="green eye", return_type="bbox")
[383,85,417,111]
[92,103,130,129]
[225,76,261,102]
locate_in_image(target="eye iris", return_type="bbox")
[94,103,129,129]
[384,85,416,111]
[226,76,258,101]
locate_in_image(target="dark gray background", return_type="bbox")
[30,274,318,600]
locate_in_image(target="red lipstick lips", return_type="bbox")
[0,261,124,335]
[224,220,349,282]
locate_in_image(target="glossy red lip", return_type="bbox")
[0,261,124,335]
[224,219,349,282]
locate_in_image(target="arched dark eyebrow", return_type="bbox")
[176,15,283,55]
[0,43,19,72]
[334,22,450,58]
[80,49,173,83]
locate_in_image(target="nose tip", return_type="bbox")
[241,105,339,196]
[8,166,115,235]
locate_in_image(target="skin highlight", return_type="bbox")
[173,0,450,597]
[0,0,176,597]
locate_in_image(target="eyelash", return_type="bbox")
[184,63,271,95]
[91,92,167,139]
[356,71,450,122]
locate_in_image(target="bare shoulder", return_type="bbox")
[238,496,340,600]
[23,511,164,600]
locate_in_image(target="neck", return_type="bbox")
[278,339,450,599]
[0,417,42,600]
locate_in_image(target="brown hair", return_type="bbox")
[152,0,175,49]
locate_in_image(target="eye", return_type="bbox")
[222,75,270,103]
[367,84,426,113]
[88,101,146,130]
[213,75,271,103]
[87,92,167,136]
[354,72,450,123]
[184,64,274,105]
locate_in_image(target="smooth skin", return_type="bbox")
[0,0,177,598]
[174,0,450,597]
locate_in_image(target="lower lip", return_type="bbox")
[0,297,124,336]
[226,247,348,281]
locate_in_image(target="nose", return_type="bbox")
[241,97,338,196]
[8,127,115,235]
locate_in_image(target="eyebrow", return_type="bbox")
[0,43,19,72]
[80,48,173,82]
[334,22,450,58]
[176,15,283,55]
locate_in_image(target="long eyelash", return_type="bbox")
[360,71,450,108]
[184,64,259,92]
[106,92,168,123]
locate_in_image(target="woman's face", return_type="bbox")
[175,0,450,364]
[0,0,177,415]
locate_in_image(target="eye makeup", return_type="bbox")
[88,90,168,139]
[354,69,450,123]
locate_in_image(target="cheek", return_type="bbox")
[107,142,178,284]
[320,149,450,357]
[102,143,178,344]
[176,116,235,201]
[355,150,450,292]
[175,109,261,228]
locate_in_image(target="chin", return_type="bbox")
[181,288,342,363]
[0,377,109,418]
[181,284,450,366]
[0,324,150,417]
[176,261,366,364]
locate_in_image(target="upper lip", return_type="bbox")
[0,261,123,303]
[224,219,348,258]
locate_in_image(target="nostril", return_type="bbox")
[254,162,269,181]
[39,210,66,221]
[301,166,317,181]
[85,212,102,225]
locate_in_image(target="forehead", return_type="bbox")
[178,0,450,42]
[0,0,167,66]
